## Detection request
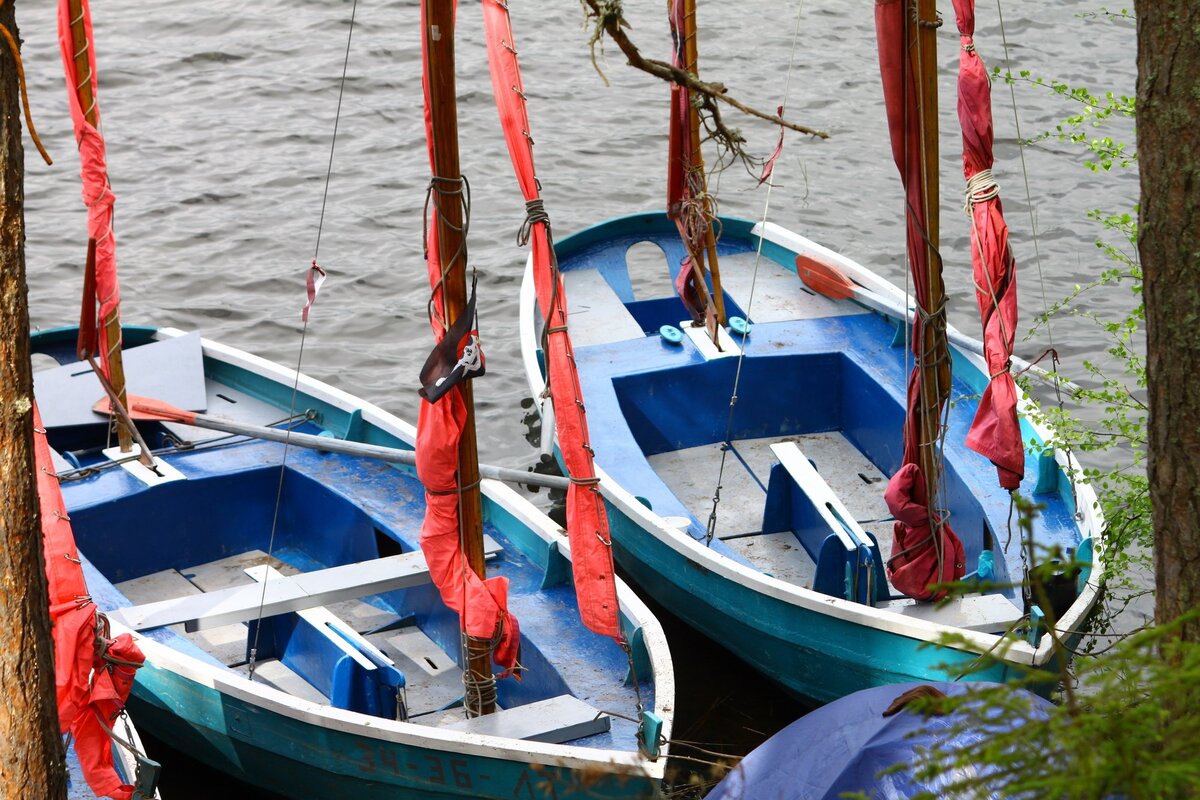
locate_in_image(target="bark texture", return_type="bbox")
[1137,0,1200,642]
[0,2,69,796]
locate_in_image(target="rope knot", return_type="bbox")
[518,198,550,246]
[964,168,1000,213]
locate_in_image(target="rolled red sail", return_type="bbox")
[57,0,121,379]
[481,0,620,638]
[953,0,1024,490]
[876,0,966,598]
[34,404,143,800]
[415,0,520,668]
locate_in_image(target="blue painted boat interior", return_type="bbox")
[544,213,1088,613]
[31,328,652,757]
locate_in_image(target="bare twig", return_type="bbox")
[580,0,829,150]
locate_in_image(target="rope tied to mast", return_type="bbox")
[518,197,550,247]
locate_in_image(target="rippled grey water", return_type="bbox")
[21,0,1138,465]
[16,0,1139,792]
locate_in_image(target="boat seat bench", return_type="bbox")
[246,564,407,719]
[108,536,501,633]
[444,694,611,744]
[762,441,1024,631]
[762,441,886,604]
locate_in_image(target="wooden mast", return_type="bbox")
[908,0,950,501]
[423,1,493,717]
[681,0,726,325]
[0,3,71,795]
[66,0,132,453]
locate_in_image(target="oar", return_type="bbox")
[796,255,1081,394]
[92,395,571,491]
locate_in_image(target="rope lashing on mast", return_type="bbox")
[964,168,1000,211]
[422,175,472,330]
[518,197,550,247]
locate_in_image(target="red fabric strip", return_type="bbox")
[481,0,620,639]
[57,0,121,379]
[952,0,1023,490]
[34,404,141,800]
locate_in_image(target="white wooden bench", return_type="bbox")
[763,441,882,603]
[109,536,501,633]
[246,564,407,718]
[876,593,1024,634]
[563,269,645,347]
[443,695,610,744]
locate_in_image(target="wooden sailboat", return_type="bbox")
[518,0,1103,702]
[31,0,672,797]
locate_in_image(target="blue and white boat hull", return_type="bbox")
[519,213,1103,703]
[37,327,673,800]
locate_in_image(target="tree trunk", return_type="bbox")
[0,3,69,797]
[1137,0,1200,643]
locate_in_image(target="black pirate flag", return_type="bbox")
[419,278,486,403]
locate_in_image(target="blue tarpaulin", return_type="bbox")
[706,681,1051,800]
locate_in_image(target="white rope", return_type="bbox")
[964,167,1000,212]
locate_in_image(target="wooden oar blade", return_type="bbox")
[796,254,855,300]
[92,393,197,424]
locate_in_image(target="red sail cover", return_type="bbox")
[664,0,713,327]
[480,0,621,638]
[57,0,121,379]
[876,0,965,600]
[415,0,520,669]
[953,0,1024,490]
[34,405,144,800]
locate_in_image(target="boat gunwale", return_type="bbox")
[517,213,1106,670]
[88,328,674,779]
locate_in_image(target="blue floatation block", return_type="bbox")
[659,324,683,344]
[729,315,751,337]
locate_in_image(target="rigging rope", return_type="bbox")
[249,0,358,679]
[994,0,1079,518]
[704,0,806,545]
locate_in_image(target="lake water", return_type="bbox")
[16,0,1140,795]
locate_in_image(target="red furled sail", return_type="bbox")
[415,0,520,671]
[57,0,121,380]
[876,0,965,600]
[481,0,621,638]
[953,0,1024,490]
[665,0,719,334]
[34,405,144,800]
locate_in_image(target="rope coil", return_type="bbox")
[964,167,1000,212]
[518,197,550,246]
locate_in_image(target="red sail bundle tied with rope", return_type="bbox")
[481,0,621,639]
[953,0,1024,491]
[665,0,720,333]
[415,0,520,671]
[57,0,121,379]
[876,0,966,600]
[34,405,144,800]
